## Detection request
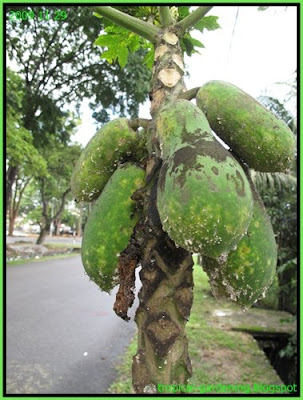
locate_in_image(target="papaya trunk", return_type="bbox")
[131,26,194,394]
[132,171,193,394]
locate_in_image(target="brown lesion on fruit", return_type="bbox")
[206,174,219,192]
[226,170,246,198]
[167,142,225,189]
[212,166,219,175]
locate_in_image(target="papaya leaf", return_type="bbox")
[189,37,205,48]
[181,37,196,56]
[194,15,220,33]
[95,24,147,68]
[181,34,204,56]
[178,6,191,20]
[143,46,154,69]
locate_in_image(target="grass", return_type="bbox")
[44,242,81,249]
[6,252,80,266]
[109,262,283,394]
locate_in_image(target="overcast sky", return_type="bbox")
[72,5,297,147]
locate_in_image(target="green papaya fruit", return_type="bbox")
[156,100,253,259]
[81,163,145,292]
[202,185,277,309]
[196,80,295,172]
[71,118,146,202]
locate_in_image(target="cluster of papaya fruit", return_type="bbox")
[71,81,295,308]
[71,119,147,292]
[156,81,295,308]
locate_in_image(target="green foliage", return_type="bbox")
[279,331,297,358]
[258,95,296,134]
[6,5,150,125]
[254,92,297,316]
[94,24,154,69]
[181,34,204,56]
[179,9,220,57]
[40,141,81,201]
[94,6,220,66]
[194,15,220,33]
[6,68,47,175]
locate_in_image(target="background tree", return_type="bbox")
[35,142,82,244]
[6,5,151,230]
[6,68,47,233]
[257,78,297,315]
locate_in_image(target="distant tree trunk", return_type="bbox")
[36,224,49,245]
[8,211,16,236]
[35,178,71,244]
[77,208,82,237]
[8,176,31,236]
[6,165,18,218]
[55,217,61,236]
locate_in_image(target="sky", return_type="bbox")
[71,5,297,147]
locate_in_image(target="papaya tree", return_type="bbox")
[71,6,296,393]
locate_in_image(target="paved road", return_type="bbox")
[6,255,139,394]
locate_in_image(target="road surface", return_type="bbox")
[6,255,139,394]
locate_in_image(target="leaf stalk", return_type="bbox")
[175,6,213,35]
[92,6,162,43]
[159,6,174,28]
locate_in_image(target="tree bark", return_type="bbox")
[8,176,31,236]
[36,225,49,245]
[132,169,193,393]
[55,217,61,236]
[6,165,18,219]
[8,212,16,236]
[131,20,194,394]
[77,208,82,237]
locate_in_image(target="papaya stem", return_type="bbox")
[91,6,162,43]
[132,172,194,393]
[159,6,174,28]
[178,87,200,101]
[175,6,213,35]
